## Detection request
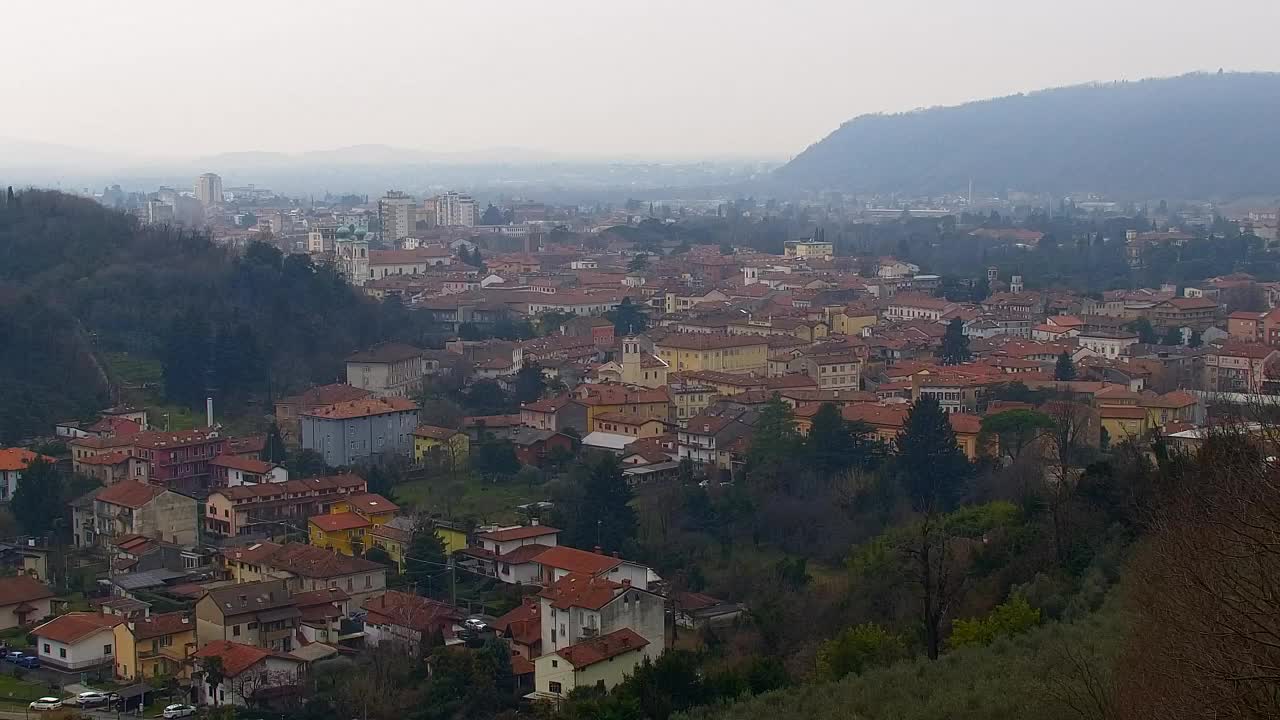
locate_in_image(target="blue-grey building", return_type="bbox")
[300,397,419,467]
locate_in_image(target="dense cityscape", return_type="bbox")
[3,3,1280,720]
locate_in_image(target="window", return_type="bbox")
[60,648,66,658]
[551,659,558,668]
[346,577,353,591]
[364,575,372,589]
[233,625,241,637]
[42,644,49,654]
[247,622,258,630]
[104,644,112,655]
[549,682,563,694]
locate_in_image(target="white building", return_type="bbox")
[435,191,476,227]
[196,173,224,207]
[1077,331,1140,359]
[379,191,417,242]
[33,612,123,671]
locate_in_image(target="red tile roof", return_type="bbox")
[34,612,122,644]
[95,481,166,509]
[304,397,418,420]
[130,611,194,640]
[265,543,383,578]
[555,628,648,668]
[282,383,374,408]
[342,493,400,515]
[361,590,461,632]
[538,572,624,611]
[477,525,561,543]
[309,512,371,532]
[0,448,56,472]
[498,544,554,564]
[0,575,54,607]
[210,455,276,474]
[413,425,462,441]
[192,640,298,676]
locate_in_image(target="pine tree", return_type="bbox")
[405,524,448,596]
[572,455,636,552]
[938,318,971,365]
[12,458,64,537]
[1054,351,1077,381]
[895,396,970,513]
[264,423,287,464]
[807,403,854,478]
[748,396,800,488]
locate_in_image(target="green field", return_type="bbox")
[0,673,58,704]
[395,473,545,525]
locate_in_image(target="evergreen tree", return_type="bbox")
[12,458,64,537]
[1054,351,1077,381]
[566,455,636,552]
[608,297,648,335]
[971,276,991,303]
[938,318,971,365]
[895,396,970,513]
[1188,329,1203,347]
[1161,325,1184,345]
[162,307,211,408]
[264,422,287,464]
[513,362,546,404]
[747,396,800,489]
[807,403,854,478]
[1129,317,1159,344]
[404,524,448,596]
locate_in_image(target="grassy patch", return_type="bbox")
[0,673,57,703]
[103,352,163,388]
[395,474,545,525]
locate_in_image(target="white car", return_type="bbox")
[29,698,63,711]
[162,703,197,719]
[75,691,111,707]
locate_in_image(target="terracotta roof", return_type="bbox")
[132,428,223,450]
[368,524,410,543]
[95,481,166,509]
[532,546,622,576]
[227,435,267,455]
[343,493,400,515]
[0,448,56,472]
[672,591,728,611]
[0,575,54,607]
[304,397,418,420]
[309,513,371,533]
[34,612,122,644]
[361,590,461,632]
[494,598,541,646]
[462,414,521,428]
[1213,343,1278,360]
[265,543,383,578]
[478,525,561,543]
[1145,391,1198,409]
[949,413,983,435]
[653,333,768,351]
[131,611,194,640]
[555,628,648,668]
[214,473,365,502]
[210,455,275,474]
[192,640,299,676]
[75,449,133,466]
[222,542,284,565]
[345,342,424,364]
[497,544,554,565]
[203,580,294,616]
[539,572,624,610]
[281,383,373,408]
[413,425,462,441]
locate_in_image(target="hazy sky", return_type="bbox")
[6,0,1280,161]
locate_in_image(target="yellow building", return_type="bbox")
[653,333,769,374]
[574,384,672,431]
[413,425,470,467]
[368,523,410,571]
[592,337,669,388]
[829,305,879,336]
[113,612,197,681]
[1099,406,1150,442]
[309,512,370,555]
[433,521,469,555]
[332,493,399,526]
[783,240,834,259]
[533,628,651,700]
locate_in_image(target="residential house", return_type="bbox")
[32,611,123,671]
[1150,297,1219,331]
[72,481,199,549]
[672,591,744,629]
[1204,343,1280,393]
[573,384,671,432]
[291,587,351,645]
[1099,406,1151,442]
[0,575,53,629]
[361,591,463,655]
[1139,391,1200,429]
[221,543,387,606]
[194,580,299,652]
[652,333,769,375]
[520,395,589,434]
[677,413,752,470]
[532,546,652,589]
[495,596,542,659]
[1077,331,1139,359]
[885,294,955,322]
[75,450,149,486]
[532,629,650,700]
[368,518,413,571]
[210,456,287,487]
[412,426,470,468]
[300,397,419,467]
[0,448,56,503]
[131,428,228,495]
[113,611,197,681]
[203,474,367,540]
[591,413,667,439]
[192,640,303,707]
[508,428,576,467]
[346,343,429,398]
[308,492,398,556]
[789,351,862,390]
[274,384,373,445]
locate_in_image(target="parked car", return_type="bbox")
[75,691,111,707]
[5,650,24,661]
[16,655,40,669]
[463,617,489,632]
[29,698,63,711]
[162,703,196,719]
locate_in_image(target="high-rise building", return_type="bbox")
[379,191,416,242]
[434,191,476,227]
[196,173,224,207]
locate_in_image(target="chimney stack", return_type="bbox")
[593,545,603,555]
[206,397,214,427]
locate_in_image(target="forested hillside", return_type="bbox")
[0,190,424,441]
[777,72,1280,198]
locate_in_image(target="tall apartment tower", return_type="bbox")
[434,191,476,227]
[379,191,417,242]
[195,173,224,207]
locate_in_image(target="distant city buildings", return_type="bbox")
[378,191,416,242]
[196,173,224,207]
[434,191,476,227]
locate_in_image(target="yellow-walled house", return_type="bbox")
[413,426,470,467]
[573,385,672,432]
[114,612,196,681]
[532,628,650,700]
[309,513,371,556]
[829,305,879,337]
[368,523,410,571]
[332,493,399,526]
[433,520,469,555]
[1100,406,1150,443]
[653,333,769,375]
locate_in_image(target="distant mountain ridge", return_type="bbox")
[776,72,1280,199]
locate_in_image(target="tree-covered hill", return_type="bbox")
[777,72,1280,199]
[0,190,417,442]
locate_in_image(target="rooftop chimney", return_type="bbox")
[531,518,539,526]
[206,397,214,428]
[612,551,620,558]
[593,545,603,555]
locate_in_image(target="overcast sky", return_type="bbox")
[6,0,1280,161]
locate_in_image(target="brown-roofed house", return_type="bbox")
[533,628,650,698]
[32,611,124,670]
[192,640,303,706]
[0,575,53,629]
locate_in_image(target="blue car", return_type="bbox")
[16,655,40,669]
